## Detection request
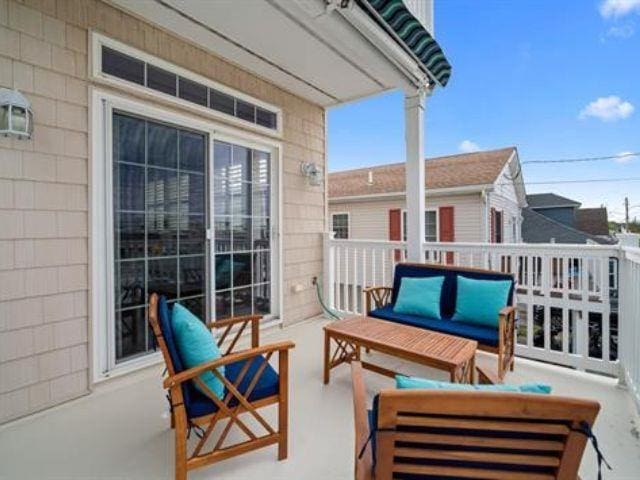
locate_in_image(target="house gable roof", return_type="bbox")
[526,193,581,209]
[329,147,516,199]
[522,208,615,245]
[575,208,610,236]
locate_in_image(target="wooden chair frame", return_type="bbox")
[364,262,516,380]
[148,293,295,480]
[351,362,600,480]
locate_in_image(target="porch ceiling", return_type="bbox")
[111,0,424,106]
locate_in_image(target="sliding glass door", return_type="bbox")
[108,110,276,368]
[112,112,207,363]
[212,140,273,320]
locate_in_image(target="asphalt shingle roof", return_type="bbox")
[522,208,615,244]
[329,147,515,199]
[526,193,581,209]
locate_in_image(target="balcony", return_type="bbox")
[0,313,639,479]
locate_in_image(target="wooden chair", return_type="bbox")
[364,262,517,380]
[351,362,602,480]
[148,293,295,480]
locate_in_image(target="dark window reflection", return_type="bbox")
[216,290,231,320]
[254,283,270,315]
[114,115,144,164]
[180,131,205,172]
[116,308,147,359]
[102,47,144,85]
[236,100,255,123]
[233,287,252,316]
[181,173,204,214]
[148,258,177,300]
[233,253,251,287]
[232,145,251,182]
[181,296,205,321]
[180,215,205,255]
[210,90,235,116]
[148,123,177,168]
[215,254,231,290]
[147,65,176,96]
[180,256,204,298]
[214,142,231,178]
[214,217,231,253]
[253,217,269,250]
[147,212,177,257]
[232,216,251,251]
[116,163,145,211]
[118,261,145,308]
[254,250,270,284]
[178,77,207,106]
[256,108,277,129]
[116,212,145,259]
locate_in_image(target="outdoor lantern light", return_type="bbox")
[300,161,322,186]
[0,88,34,139]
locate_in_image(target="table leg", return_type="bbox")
[323,330,331,385]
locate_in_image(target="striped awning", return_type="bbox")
[358,0,452,87]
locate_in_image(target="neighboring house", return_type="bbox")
[329,147,526,244]
[0,0,451,423]
[523,194,616,244]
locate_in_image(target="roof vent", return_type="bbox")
[367,170,374,185]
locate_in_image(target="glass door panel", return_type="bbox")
[213,140,272,320]
[112,112,207,363]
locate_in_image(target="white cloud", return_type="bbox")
[603,23,636,39]
[579,96,634,121]
[615,151,635,163]
[458,140,480,153]
[600,0,640,18]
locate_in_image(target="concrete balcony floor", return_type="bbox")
[1,318,639,479]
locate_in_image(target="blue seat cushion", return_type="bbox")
[370,305,499,347]
[396,375,551,394]
[184,354,279,419]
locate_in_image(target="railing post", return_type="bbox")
[617,247,628,387]
[323,232,336,315]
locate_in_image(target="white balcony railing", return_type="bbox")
[323,235,640,409]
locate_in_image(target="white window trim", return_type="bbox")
[331,212,350,239]
[402,208,439,242]
[90,87,283,384]
[89,31,283,138]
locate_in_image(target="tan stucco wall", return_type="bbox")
[0,0,325,423]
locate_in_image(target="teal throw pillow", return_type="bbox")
[172,303,225,399]
[452,276,512,328]
[396,375,551,394]
[393,276,444,319]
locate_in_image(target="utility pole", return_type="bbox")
[625,197,630,231]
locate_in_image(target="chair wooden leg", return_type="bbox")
[170,410,175,429]
[174,410,188,480]
[278,349,289,461]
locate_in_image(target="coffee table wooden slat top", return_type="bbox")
[323,316,478,384]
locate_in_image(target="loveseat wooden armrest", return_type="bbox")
[363,286,393,313]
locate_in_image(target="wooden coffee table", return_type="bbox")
[323,316,477,384]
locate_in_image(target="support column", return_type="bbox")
[405,90,427,262]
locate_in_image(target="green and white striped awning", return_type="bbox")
[358,0,452,87]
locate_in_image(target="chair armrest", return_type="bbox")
[363,286,393,313]
[351,362,373,480]
[164,341,295,388]
[498,306,516,339]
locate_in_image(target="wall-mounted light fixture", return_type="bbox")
[300,161,322,187]
[0,88,34,139]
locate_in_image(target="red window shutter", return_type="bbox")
[438,206,455,264]
[389,209,402,261]
[389,209,402,241]
[438,206,455,242]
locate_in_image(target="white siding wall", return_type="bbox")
[490,166,522,243]
[329,193,484,242]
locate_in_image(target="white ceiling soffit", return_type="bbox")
[110,0,415,106]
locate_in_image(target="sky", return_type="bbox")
[327,0,640,222]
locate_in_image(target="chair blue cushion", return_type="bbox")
[390,264,515,319]
[396,375,551,394]
[452,276,512,328]
[172,303,225,399]
[184,354,279,419]
[393,276,444,319]
[370,305,499,347]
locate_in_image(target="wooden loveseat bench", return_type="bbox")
[364,263,516,380]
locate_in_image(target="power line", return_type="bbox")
[521,152,640,165]
[496,176,640,186]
